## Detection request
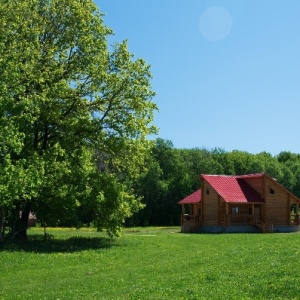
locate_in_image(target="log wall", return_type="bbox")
[202,181,219,225]
[264,176,289,225]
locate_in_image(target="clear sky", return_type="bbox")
[95,0,300,156]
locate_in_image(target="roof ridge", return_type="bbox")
[202,173,264,178]
[236,173,264,178]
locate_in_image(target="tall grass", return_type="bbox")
[1,227,300,299]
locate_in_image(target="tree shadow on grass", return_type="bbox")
[0,235,116,253]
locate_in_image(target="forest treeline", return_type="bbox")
[126,138,300,227]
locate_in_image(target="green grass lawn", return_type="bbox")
[1,227,300,300]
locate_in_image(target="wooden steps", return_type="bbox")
[256,221,272,233]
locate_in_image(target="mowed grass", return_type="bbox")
[1,227,300,300]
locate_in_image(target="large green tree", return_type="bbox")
[0,0,157,240]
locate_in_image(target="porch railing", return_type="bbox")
[181,214,200,232]
[221,214,258,226]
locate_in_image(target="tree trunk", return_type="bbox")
[0,207,5,243]
[15,203,31,240]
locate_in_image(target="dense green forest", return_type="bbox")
[126,138,300,227]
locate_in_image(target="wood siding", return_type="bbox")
[264,177,290,226]
[202,181,219,225]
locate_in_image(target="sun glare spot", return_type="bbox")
[199,6,233,42]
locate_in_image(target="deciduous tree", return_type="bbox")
[0,0,157,240]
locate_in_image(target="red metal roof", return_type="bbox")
[202,174,264,203]
[178,189,201,204]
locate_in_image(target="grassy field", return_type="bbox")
[1,227,300,300]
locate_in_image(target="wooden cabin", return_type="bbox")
[179,173,300,233]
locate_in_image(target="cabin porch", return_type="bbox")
[180,201,300,233]
[219,203,264,226]
[180,203,201,233]
[180,203,265,232]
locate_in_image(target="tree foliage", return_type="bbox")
[0,0,157,240]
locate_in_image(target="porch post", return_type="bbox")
[296,203,299,225]
[252,203,254,225]
[288,195,291,226]
[218,196,221,225]
[226,203,229,226]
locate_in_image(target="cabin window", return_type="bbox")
[206,189,209,195]
[269,188,275,194]
[248,207,252,215]
[232,207,239,215]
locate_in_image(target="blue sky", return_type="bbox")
[95,0,300,156]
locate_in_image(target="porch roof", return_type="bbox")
[178,189,201,204]
[202,174,264,203]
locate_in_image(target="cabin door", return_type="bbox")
[254,206,261,223]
